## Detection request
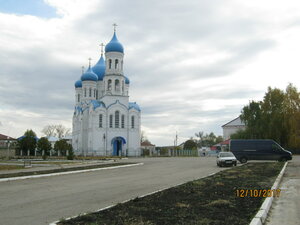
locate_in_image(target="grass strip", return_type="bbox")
[58,162,284,225]
[0,162,135,179]
[0,165,24,170]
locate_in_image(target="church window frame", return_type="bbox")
[131,115,135,129]
[99,114,103,128]
[115,59,119,69]
[108,79,112,91]
[115,111,120,128]
[121,115,125,128]
[77,94,80,102]
[84,88,86,97]
[115,79,120,92]
[109,59,112,69]
[96,90,98,99]
[89,88,92,97]
[109,114,113,128]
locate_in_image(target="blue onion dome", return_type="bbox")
[129,102,141,112]
[105,31,124,53]
[125,76,130,84]
[81,67,98,81]
[74,79,82,88]
[92,55,106,80]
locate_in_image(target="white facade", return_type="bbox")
[222,116,245,140]
[72,30,141,156]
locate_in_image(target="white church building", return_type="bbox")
[72,28,141,156]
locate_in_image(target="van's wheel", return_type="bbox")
[240,157,247,164]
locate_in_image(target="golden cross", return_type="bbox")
[88,57,92,67]
[81,66,85,74]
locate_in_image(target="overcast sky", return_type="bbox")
[0,0,300,146]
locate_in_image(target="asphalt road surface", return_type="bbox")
[0,157,222,225]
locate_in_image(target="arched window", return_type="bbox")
[99,114,103,128]
[108,79,112,91]
[122,80,124,93]
[121,115,125,128]
[109,115,113,128]
[115,111,120,128]
[121,60,123,70]
[89,88,92,97]
[84,88,86,97]
[96,90,98,99]
[115,59,119,69]
[77,94,80,102]
[115,79,120,91]
[94,89,96,98]
[131,116,135,128]
[109,59,112,69]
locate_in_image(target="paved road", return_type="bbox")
[265,155,300,225]
[0,157,222,225]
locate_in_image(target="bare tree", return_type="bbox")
[195,131,204,147]
[140,130,148,143]
[42,125,56,137]
[42,124,71,139]
[55,124,67,139]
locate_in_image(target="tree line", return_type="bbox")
[231,84,300,152]
[183,132,223,150]
[16,125,73,159]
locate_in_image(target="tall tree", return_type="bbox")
[37,137,52,158]
[183,139,197,150]
[17,130,37,156]
[234,84,300,151]
[54,139,72,156]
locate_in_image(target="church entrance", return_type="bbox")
[112,137,126,156]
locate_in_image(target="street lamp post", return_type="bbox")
[6,137,10,160]
[103,134,106,156]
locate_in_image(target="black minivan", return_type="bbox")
[230,139,292,163]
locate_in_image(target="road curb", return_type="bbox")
[49,171,219,225]
[249,162,288,225]
[0,163,144,182]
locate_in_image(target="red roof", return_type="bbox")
[0,134,16,140]
[141,141,155,147]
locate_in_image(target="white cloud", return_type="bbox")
[0,0,300,145]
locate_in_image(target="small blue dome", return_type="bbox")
[92,55,106,80]
[125,76,130,84]
[129,102,141,112]
[74,80,82,88]
[105,32,124,53]
[81,67,98,82]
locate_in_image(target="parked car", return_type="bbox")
[230,139,292,163]
[216,152,237,167]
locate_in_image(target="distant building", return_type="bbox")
[0,134,17,148]
[141,140,156,156]
[222,116,246,140]
[47,136,59,148]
